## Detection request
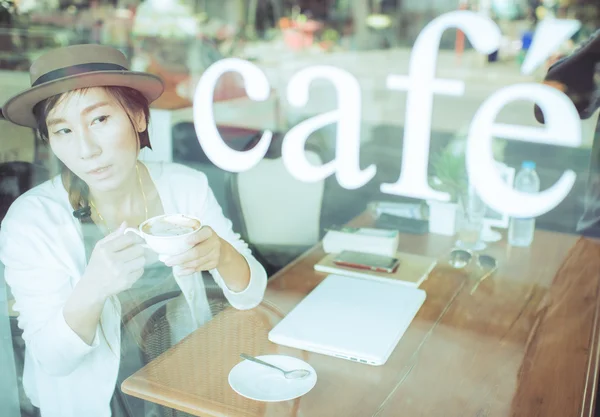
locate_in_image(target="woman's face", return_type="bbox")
[47,87,146,192]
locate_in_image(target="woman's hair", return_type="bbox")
[32,86,151,213]
[32,86,152,357]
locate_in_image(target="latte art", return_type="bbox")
[142,215,201,237]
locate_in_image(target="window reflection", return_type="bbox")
[0,1,598,417]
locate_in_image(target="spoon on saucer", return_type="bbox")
[240,353,311,380]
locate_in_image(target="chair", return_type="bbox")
[114,286,183,417]
[172,122,261,219]
[227,136,328,276]
[116,271,229,417]
[0,162,48,220]
[0,161,49,417]
[1,262,25,417]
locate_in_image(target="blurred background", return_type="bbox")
[0,0,597,234]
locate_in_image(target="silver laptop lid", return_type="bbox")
[268,274,426,365]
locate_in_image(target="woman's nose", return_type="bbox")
[78,129,102,159]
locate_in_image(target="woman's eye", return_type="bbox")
[53,128,71,135]
[92,115,109,125]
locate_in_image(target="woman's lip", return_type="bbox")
[87,165,111,175]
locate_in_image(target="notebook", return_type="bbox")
[314,251,436,288]
[322,227,400,257]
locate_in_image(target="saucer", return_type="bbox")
[228,355,317,402]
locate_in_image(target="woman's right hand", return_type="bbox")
[83,222,146,299]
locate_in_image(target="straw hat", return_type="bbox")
[2,44,164,128]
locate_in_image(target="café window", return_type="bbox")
[0,1,599,417]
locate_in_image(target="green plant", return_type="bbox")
[321,29,340,43]
[430,146,467,203]
[430,127,507,203]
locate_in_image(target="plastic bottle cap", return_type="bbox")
[522,161,536,169]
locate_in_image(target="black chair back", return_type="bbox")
[0,161,49,224]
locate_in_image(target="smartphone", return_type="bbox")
[333,251,400,273]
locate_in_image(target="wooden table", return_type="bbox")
[122,212,600,416]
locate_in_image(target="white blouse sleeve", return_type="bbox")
[0,203,101,377]
[190,168,267,310]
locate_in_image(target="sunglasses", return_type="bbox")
[448,249,499,295]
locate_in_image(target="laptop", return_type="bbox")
[268,274,426,366]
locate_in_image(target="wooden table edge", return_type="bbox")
[121,377,256,417]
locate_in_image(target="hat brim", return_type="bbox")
[2,70,165,128]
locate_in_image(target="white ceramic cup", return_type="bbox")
[124,214,202,256]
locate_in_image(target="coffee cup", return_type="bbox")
[124,214,202,255]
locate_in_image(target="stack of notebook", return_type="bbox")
[322,227,400,257]
[314,251,437,288]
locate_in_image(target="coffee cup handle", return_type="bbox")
[124,227,150,249]
[124,227,142,237]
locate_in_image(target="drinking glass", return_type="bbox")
[455,184,486,251]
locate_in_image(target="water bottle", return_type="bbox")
[508,161,540,247]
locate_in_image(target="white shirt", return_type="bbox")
[0,162,267,417]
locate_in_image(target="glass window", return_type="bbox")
[1,1,599,416]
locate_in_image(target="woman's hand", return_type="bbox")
[83,222,146,299]
[162,226,222,276]
[163,226,252,292]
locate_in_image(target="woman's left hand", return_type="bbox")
[162,226,222,276]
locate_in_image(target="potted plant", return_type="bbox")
[428,145,466,236]
[319,29,340,52]
[428,132,507,236]
[281,8,323,51]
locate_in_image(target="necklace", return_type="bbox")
[90,162,148,234]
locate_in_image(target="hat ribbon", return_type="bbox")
[32,62,127,87]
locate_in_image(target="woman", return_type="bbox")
[534,29,600,236]
[0,44,267,417]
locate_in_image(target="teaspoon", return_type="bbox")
[240,353,311,380]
